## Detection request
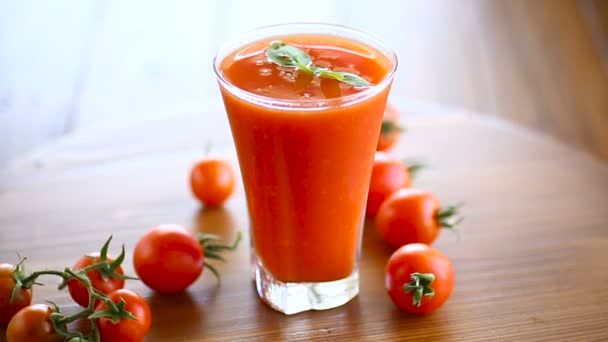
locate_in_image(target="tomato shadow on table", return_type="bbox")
[387,306,453,340]
[146,286,219,339]
[192,206,238,240]
[362,218,394,258]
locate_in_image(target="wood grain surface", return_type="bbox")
[1,104,608,341]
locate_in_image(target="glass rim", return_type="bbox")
[213,22,398,111]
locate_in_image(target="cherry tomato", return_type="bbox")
[67,253,125,307]
[0,263,32,325]
[133,225,204,293]
[190,159,235,207]
[385,243,454,315]
[6,304,63,342]
[366,152,411,217]
[377,103,402,151]
[95,289,151,342]
[376,188,461,248]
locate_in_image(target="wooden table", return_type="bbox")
[1,101,607,341]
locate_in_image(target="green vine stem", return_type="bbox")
[403,272,436,307]
[405,162,425,179]
[198,231,242,280]
[11,236,136,302]
[70,236,138,285]
[381,120,405,136]
[47,267,135,341]
[10,236,138,341]
[436,203,464,236]
[10,257,68,302]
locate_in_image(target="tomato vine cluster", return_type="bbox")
[2,143,240,341]
[2,237,150,342]
[2,226,241,341]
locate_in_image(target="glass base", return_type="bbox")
[253,257,359,315]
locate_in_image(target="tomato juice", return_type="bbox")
[217,33,394,283]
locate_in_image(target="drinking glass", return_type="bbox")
[214,23,397,314]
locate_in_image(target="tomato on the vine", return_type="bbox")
[366,152,412,217]
[67,253,125,307]
[0,263,32,325]
[377,103,403,151]
[95,289,151,342]
[134,225,204,293]
[6,304,63,342]
[134,224,241,293]
[376,188,462,248]
[190,159,235,207]
[385,243,454,315]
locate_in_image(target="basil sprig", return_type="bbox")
[266,41,371,87]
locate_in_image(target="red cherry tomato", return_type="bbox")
[190,159,235,207]
[95,289,151,342]
[67,253,125,307]
[377,103,402,151]
[366,152,412,217]
[0,263,32,325]
[6,304,63,342]
[385,243,454,315]
[376,189,461,248]
[133,225,204,293]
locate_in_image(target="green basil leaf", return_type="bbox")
[310,65,329,74]
[266,42,297,67]
[335,72,371,87]
[316,69,344,81]
[266,41,372,91]
[266,41,311,70]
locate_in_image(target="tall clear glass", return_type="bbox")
[214,23,397,314]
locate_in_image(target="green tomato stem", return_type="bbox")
[403,272,436,307]
[197,231,242,281]
[436,203,464,239]
[381,120,404,135]
[406,163,425,179]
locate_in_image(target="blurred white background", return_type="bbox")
[3,0,607,168]
[0,0,490,167]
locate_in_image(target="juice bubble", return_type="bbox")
[315,60,332,68]
[277,66,292,71]
[279,71,296,83]
[259,68,273,76]
[255,59,266,66]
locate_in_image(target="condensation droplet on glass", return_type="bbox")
[279,70,286,76]
[255,59,265,66]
